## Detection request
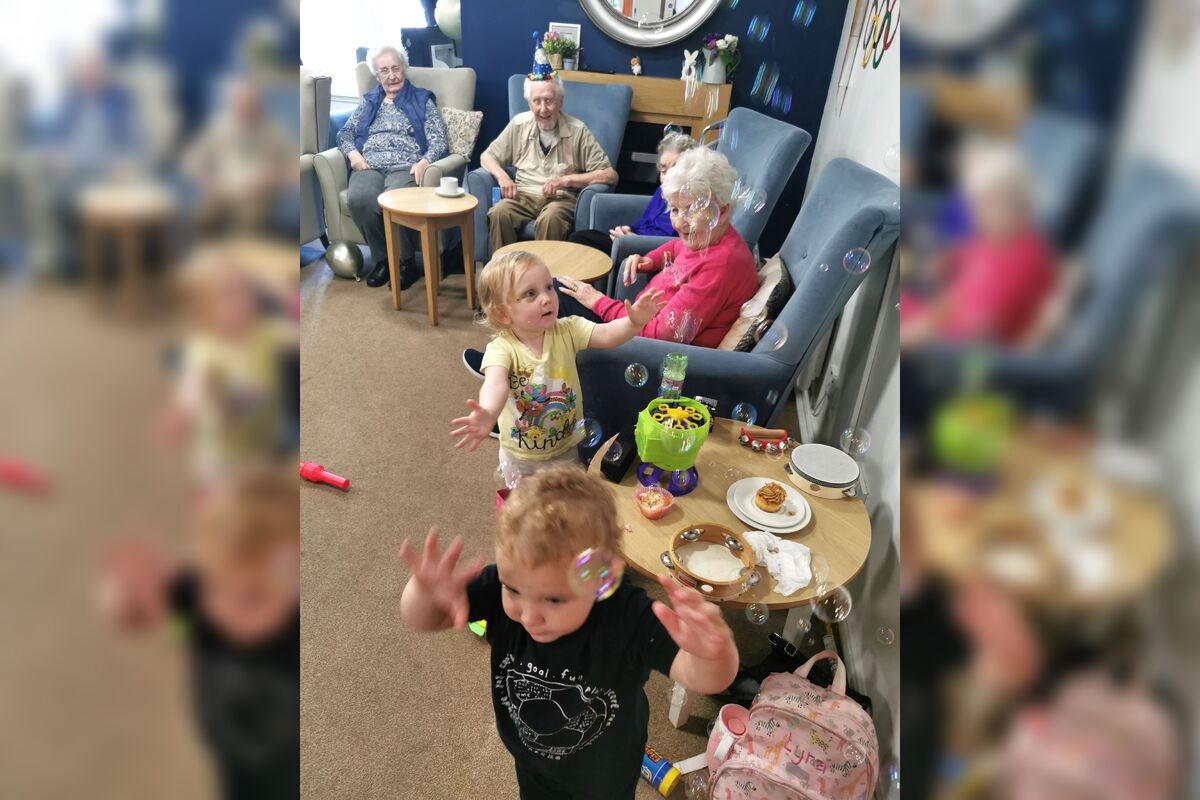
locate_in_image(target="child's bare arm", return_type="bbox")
[98,535,175,631]
[450,366,508,451]
[399,528,484,632]
[587,289,668,349]
[653,575,739,694]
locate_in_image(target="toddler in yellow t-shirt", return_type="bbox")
[451,251,664,478]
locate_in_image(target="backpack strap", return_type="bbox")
[795,649,846,695]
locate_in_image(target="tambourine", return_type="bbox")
[660,523,760,601]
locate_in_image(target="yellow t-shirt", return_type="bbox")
[480,316,596,461]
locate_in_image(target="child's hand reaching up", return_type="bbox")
[450,400,497,452]
[653,574,736,662]
[625,289,668,329]
[399,527,484,631]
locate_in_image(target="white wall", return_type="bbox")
[799,2,901,794]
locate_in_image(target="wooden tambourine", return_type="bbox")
[661,523,759,600]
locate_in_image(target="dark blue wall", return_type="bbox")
[459,0,846,255]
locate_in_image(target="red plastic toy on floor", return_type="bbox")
[0,456,52,494]
[300,461,350,490]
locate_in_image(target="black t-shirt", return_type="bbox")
[467,565,679,799]
[170,571,300,800]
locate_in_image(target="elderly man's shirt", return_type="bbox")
[484,111,610,198]
[336,97,448,171]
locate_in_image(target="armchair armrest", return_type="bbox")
[577,340,797,438]
[588,193,653,232]
[422,154,468,187]
[313,147,349,237]
[607,234,674,295]
[465,166,498,264]
[575,183,615,231]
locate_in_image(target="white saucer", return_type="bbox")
[726,478,811,533]
[435,187,465,197]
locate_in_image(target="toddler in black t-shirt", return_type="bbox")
[400,466,738,800]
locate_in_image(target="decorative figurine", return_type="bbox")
[630,56,642,76]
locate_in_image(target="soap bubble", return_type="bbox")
[813,584,853,624]
[667,309,701,343]
[846,743,865,765]
[740,187,767,214]
[809,554,830,593]
[603,441,624,463]
[885,760,900,789]
[624,362,649,387]
[663,122,683,137]
[495,464,521,491]
[739,299,760,317]
[842,247,871,275]
[662,425,698,456]
[724,466,746,482]
[684,769,710,800]
[876,626,896,645]
[749,62,781,107]
[725,0,740,9]
[745,603,770,625]
[673,469,695,490]
[574,417,603,448]
[721,125,740,152]
[792,0,817,28]
[817,262,830,273]
[753,319,788,351]
[568,548,620,600]
[705,85,720,117]
[839,427,871,457]
[883,143,901,174]
[747,16,771,42]
[732,402,758,425]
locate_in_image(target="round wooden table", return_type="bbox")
[377,188,478,326]
[494,239,613,285]
[78,182,177,317]
[589,421,873,610]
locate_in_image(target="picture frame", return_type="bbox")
[548,22,582,48]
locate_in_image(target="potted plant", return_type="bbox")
[561,39,579,71]
[542,30,570,70]
[700,32,740,84]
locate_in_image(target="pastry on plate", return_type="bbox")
[754,482,786,513]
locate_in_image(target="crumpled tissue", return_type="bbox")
[742,530,812,596]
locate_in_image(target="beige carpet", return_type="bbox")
[0,286,211,799]
[299,254,787,799]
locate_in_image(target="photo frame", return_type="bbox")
[548,22,582,48]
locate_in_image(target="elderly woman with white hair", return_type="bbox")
[336,45,450,288]
[479,73,617,252]
[557,147,757,347]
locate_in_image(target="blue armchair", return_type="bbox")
[575,158,901,439]
[583,107,812,270]
[916,160,1200,418]
[1017,108,1104,247]
[464,75,632,265]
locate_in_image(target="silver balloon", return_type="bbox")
[325,241,364,279]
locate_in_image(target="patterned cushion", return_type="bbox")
[441,106,483,160]
[717,254,794,352]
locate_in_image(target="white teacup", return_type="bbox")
[439,176,459,194]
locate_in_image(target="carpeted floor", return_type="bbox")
[299,248,786,799]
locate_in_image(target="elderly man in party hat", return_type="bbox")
[480,36,617,252]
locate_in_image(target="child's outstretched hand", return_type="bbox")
[625,289,668,329]
[450,399,497,452]
[99,534,173,630]
[652,574,736,661]
[398,527,483,630]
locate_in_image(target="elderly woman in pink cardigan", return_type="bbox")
[556,147,758,347]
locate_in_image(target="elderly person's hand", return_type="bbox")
[557,276,604,311]
[621,254,654,286]
[348,151,370,171]
[497,173,518,200]
[541,176,568,199]
[410,158,431,185]
[608,225,633,240]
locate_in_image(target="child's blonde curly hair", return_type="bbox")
[496,466,620,567]
[193,464,299,565]
[474,250,546,333]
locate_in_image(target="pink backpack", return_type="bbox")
[708,651,879,800]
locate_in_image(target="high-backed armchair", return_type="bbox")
[583,107,811,269]
[576,158,901,438]
[313,64,477,245]
[464,75,633,265]
[300,67,332,247]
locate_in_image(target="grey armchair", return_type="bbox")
[464,75,633,265]
[916,159,1200,418]
[313,64,477,245]
[582,107,812,270]
[575,158,901,440]
[300,67,332,247]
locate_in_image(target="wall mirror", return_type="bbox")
[579,0,722,47]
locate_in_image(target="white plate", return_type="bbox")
[435,187,465,197]
[725,489,810,534]
[726,478,811,533]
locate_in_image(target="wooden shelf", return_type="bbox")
[560,70,731,141]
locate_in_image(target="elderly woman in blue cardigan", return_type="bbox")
[336,45,449,288]
[566,132,697,253]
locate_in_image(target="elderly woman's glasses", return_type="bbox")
[377,66,404,77]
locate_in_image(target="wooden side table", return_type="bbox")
[78,183,177,318]
[376,188,477,326]
[494,239,613,285]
